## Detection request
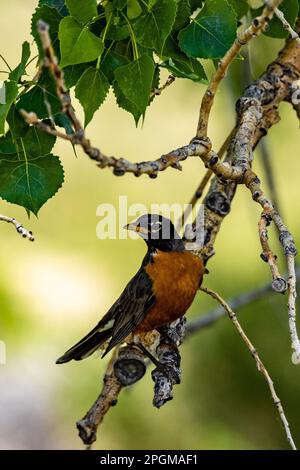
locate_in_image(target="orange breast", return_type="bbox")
[135,251,204,333]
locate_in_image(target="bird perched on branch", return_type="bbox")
[56,214,204,364]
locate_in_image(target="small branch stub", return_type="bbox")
[113,346,146,385]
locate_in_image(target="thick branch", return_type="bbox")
[76,352,123,447]
[77,319,185,446]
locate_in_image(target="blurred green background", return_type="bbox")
[0,0,300,450]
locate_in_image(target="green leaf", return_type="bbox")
[0,151,64,215]
[7,105,29,138]
[148,66,160,105]
[65,0,98,24]
[161,57,207,82]
[54,112,73,135]
[178,0,237,59]
[228,0,248,19]
[127,0,142,19]
[59,17,104,68]
[133,0,177,54]
[63,62,94,88]
[0,126,63,214]
[262,0,298,38]
[17,68,61,120]
[0,132,17,154]
[9,42,30,83]
[173,0,191,31]
[101,51,129,83]
[107,23,130,41]
[0,81,18,135]
[75,67,110,127]
[39,0,69,16]
[113,81,140,123]
[162,35,207,82]
[114,39,135,59]
[32,5,62,59]
[114,55,155,123]
[18,127,56,157]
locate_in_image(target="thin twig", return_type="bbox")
[193,22,300,362]
[0,214,34,241]
[258,210,287,293]
[0,53,12,71]
[186,265,300,335]
[196,0,283,138]
[150,75,175,99]
[20,21,211,179]
[20,110,212,177]
[274,8,300,44]
[200,286,297,450]
[287,85,300,123]
[287,256,300,364]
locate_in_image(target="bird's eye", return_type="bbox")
[150,221,162,232]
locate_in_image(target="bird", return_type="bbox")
[56,214,205,364]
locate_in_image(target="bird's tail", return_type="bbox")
[56,324,113,364]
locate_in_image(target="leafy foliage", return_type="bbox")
[0,127,64,215]
[133,0,177,54]
[0,0,299,214]
[65,0,98,24]
[178,0,237,59]
[59,17,104,67]
[75,67,110,126]
[114,55,155,123]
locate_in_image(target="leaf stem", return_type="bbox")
[139,0,149,10]
[26,54,39,68]
[122,13,139,60]
[0,53,12,71]
[97,13,112,70]
[89,12,106,25]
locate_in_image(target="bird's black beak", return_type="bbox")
[124,222,148,235]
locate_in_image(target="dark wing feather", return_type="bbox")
[102,266,155,356]
[56,264,155,363]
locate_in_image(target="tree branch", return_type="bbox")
[274,8,300,44]
[187,265,300,335]
[200,286,297,450]
[76,319,186,447]
[196,0,284,139]
[258,210,287,293]
[191,19,300,363]
[0,214,34,241]
[150,75,175,100]
[20,21,211,179]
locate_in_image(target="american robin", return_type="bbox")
[56,214,204,364]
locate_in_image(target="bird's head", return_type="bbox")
[124,214,185,252]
